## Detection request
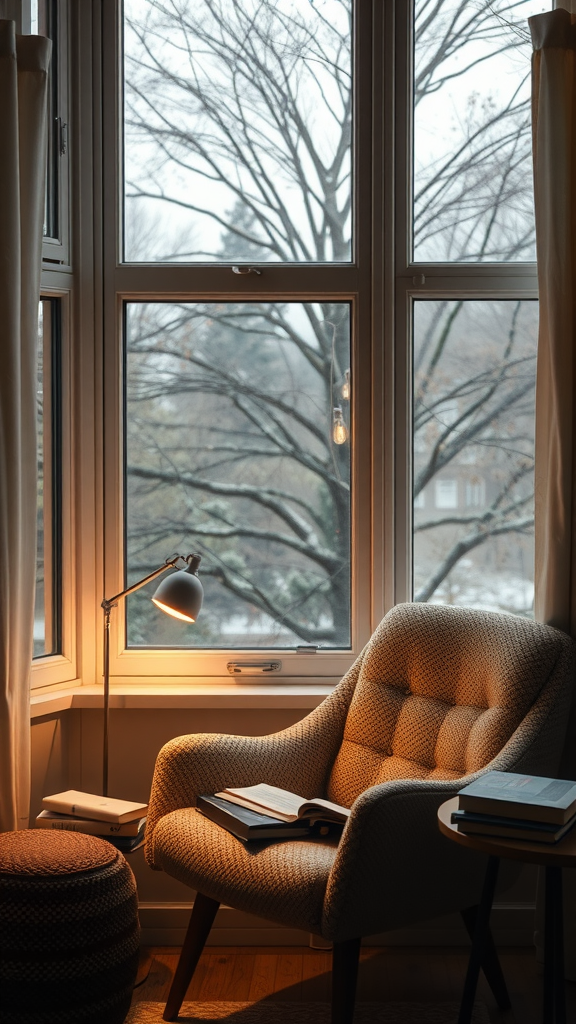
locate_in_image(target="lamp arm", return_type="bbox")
[102,556,182,612]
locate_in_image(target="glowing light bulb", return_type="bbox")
[341,369,351,401]
[332,407,348,445]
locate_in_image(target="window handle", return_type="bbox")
[232,266,262,275]
[227,660,281,674]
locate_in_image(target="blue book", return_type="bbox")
[458,771,576,825]
[451,808,576,844]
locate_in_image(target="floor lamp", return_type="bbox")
[101,553,203,797]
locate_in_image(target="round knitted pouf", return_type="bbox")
[0,829,140,1024]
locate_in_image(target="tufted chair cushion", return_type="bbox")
[327,602,566,807]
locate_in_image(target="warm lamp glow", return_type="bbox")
[151,556,204,623]
[151,598,196,622]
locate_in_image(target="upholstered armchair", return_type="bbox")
[145,603,574,1023]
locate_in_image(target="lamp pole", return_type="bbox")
[101,554,202,797]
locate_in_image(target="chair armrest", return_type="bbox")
[145,662,360,867]
[322,776,491,942]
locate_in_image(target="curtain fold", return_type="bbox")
[0,21,50,832]
[531,9,576,684]
[530,6,576,979]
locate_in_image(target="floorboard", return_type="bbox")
[131,945,576,1023]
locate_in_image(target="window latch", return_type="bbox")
[227,660,281,675]
[232,266,262,275]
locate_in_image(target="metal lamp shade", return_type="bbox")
[152,566,204,622]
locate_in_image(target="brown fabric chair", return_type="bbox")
[145,603,575,1023]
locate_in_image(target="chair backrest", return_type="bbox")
[327,603,571,807]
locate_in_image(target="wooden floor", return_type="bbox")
[131,945,576,1022]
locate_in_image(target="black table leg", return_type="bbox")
[461,905,511,1009]
[458,856,500,1024]
[544,866,565,1024]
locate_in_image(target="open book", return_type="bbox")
[214,784,350,825]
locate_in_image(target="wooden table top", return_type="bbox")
[438,797,576,868]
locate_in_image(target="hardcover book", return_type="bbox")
[197,795,315,842]
[102,820,147,853]
[41,790,148,825]
[450,808,576,844]
[457,771,576,825]
[35,810,146,837]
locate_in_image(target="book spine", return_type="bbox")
[35,816,140,836]
[454,822,557,843]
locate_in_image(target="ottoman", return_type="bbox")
[0,829,140,1024]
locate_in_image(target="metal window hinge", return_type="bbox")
[56,118,68,156]
[227,660,282,675]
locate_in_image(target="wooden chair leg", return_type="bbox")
[331,936,362,1024]
[163,892,220,1022]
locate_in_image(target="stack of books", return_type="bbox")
[452,771,576,844]
[197,783,350,842]
[35,790,148,853]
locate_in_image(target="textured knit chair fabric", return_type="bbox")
[0,829,140,1024]
[145,603,575,1021]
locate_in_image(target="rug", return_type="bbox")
[126,1001,490,1023]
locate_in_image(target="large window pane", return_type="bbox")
[125,302,351,647]
[413,300,536,615]
[123,0,352,263]
[413,0,549,263]
[35,299,61,657]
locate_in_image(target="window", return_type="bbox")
[434,480,458,510]
[32,0,70,264]
[78,0,543,687]
[97,0,373,682]
[465,480,485,509]
[29,0,74,688]
[407,0,543,618]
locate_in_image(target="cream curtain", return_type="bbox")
[0,21,50,832]
[530,5,576,978]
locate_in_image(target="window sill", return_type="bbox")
[30,681,334,719]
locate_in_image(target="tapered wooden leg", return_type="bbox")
[163,892,220,1021]
[331,936,361,1024]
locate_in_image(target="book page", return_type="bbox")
[220,784,304,819]
[299,797,351,819]
[218,784,350,822]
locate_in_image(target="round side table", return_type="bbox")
[438,796,576,1024]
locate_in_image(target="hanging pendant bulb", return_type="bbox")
[341,369,351,401]
[332,406,348,445]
